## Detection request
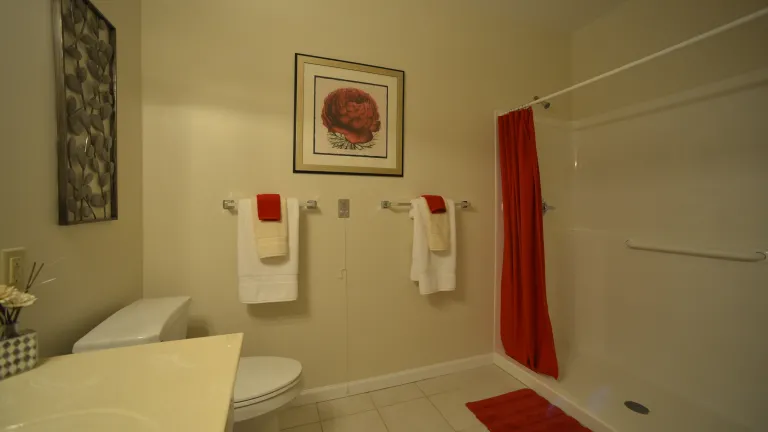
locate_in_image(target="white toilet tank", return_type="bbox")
[73,297,191,353]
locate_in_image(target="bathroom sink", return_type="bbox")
[0,335,243,432]
[3,409,160,432]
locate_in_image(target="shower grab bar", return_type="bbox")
[500,201,556,215]
[222,199,318,211]
[625,240,766,263]
[381,200,471,209]
[542,201,556,214]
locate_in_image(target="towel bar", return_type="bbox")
[381,200,471,209]
[222,199,318,211]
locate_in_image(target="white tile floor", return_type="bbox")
[276,365,526,432]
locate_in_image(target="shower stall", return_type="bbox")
[494,6,768,432]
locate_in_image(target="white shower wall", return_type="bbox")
[497,72,768,432]
[495,2,768,431]
[566,72,767,432]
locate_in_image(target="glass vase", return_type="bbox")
[1,323,20,340]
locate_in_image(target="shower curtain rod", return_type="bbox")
[502,6,768,114]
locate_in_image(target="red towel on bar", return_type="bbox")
[421,195,446,214]
[256,194,281,221]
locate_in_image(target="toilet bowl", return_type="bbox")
[72,297,302,432]
[233,356,303,431]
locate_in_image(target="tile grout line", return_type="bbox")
[367,388,390,432]
[307,378,489,432]
[424,393,462,432]
[413,383,458,430]
[280,402,324,432]
[315,402,324,432]
[374,381,459,432]
[374,407,391,432]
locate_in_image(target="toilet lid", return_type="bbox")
[233,357,302,403]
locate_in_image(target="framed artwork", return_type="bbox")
[52,0,118,225]
[293,54,405,177]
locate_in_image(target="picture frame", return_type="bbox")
[293,54,405,177]
[52,0,118,225]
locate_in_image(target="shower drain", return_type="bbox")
[624,400,650,415]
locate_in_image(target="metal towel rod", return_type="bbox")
[625,239,766,263]
[381,200,471,209]
[222,199,318,211]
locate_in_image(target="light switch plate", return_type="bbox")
[338,199,350,218]
[1,247,26,286]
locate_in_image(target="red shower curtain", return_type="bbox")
[497,108,559,379]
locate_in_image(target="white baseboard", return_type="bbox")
[347,353,494,395]
[493,353,615,432]
[293,353,494,406]
[292,382,349,406]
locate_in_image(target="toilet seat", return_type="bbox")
[234,374,301,408]
[233,356,303,422]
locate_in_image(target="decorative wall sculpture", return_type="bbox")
[53,0,117,224]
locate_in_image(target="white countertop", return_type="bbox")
[0,333,243,432]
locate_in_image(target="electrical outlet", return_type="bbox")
[9,257,22,285]
[338,199,350,218]
[1,248,26,286]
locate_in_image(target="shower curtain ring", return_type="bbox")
[532,96,551,109]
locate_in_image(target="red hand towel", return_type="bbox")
[256,194,281,221]
[422,195,447,214]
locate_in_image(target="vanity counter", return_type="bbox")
[0,333,243,432]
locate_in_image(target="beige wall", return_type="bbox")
[571,0,768,118]
[546,0,768,429]
[0,0,143,357]
[141,0,571,388]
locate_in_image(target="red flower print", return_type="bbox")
[321,88,381,144]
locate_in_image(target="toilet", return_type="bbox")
[72,296,301,432]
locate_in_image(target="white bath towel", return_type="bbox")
[410,198,456,294]
[252,197,288,258]
[238,197,299,303]
[425,199,450,252]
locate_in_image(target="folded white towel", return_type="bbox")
[253,198,288,258]
[424,197,450,251]
[238,197,299,303]
[410,198,456,294]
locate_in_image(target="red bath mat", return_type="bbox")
[466,389,592,431]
